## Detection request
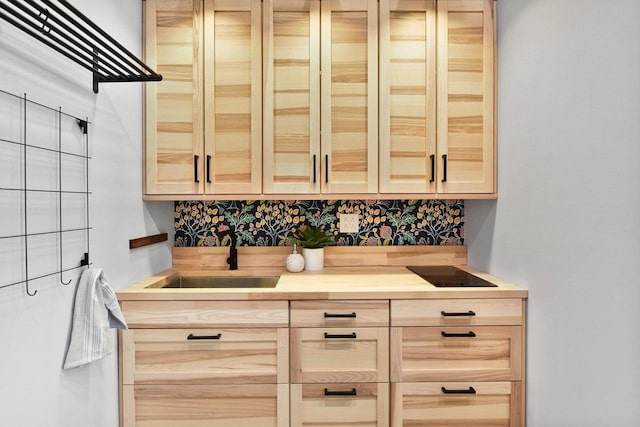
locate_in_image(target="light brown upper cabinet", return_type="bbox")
[379,0,437,193]
[379,0,494,194]
[144,0,262,196]
[263,0,378,195]
[262,0,321,194]
[437,0,495,193]
[321,0,379,194]
[145,0,495,199]
[144,0,203,195]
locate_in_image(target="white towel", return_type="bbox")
[63,268,128,369]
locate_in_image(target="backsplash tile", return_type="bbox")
[174,200,464,247]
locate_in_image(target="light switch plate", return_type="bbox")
[339,213,359,233]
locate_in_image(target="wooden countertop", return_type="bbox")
[116,265,528,301]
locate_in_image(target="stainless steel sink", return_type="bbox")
[160,276,280,289]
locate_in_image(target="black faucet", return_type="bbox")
[217,229,238,270]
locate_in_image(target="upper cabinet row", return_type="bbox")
[144,0,495,199]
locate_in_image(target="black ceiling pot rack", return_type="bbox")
[0,0,162,93]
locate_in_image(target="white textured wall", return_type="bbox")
[466,0,640,425]
[0,1,173,426]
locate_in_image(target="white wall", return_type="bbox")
[466,0,640,425]
[0,1,173,426]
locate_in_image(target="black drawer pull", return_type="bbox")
[441,310,476,317]
[441,386,476,394]
[429,154,435,182]
[325,154,329,183]
[442,154,448,182]
[194,155,199,183]
[324,388,357,396]
[187,333,221,340]
[324,332,357,339]
[441,331,476,338]
[324,312,357,318]
[206,155,212,183]
[313,154,317,183]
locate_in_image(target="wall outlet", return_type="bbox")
[339,213,359,233]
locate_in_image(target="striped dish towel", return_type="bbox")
[63,268,128,369]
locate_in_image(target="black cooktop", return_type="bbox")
[407,266,498,288]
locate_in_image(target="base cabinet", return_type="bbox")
[391,382,522,427]
[119,300,289,427]
[120,296,525,426]
[390,298,525,427]
[390,325,522,382]
[291,383,389,427]
[123,384,289,427]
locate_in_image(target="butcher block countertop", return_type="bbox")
[117,247,527,301]
[116,265,528,301]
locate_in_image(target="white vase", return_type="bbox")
[302,247,324,271]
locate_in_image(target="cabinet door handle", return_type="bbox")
[441,154,448,182]
[429,154,435,182]
[313,154,317,183]
[187,333,221,340]
[324,312,357,318]
[441,386,476,394]
[194,155,199,183]
[325,154,329,183]
[324,332,357,339]
[324,388,357,396]
[206,155,211,183]
[441,331,476,338]
[441,310,476,317]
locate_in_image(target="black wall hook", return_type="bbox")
[25,280,37,296]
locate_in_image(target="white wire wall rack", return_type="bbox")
[0,88,91,296]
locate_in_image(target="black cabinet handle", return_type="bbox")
[441,386,476,394]
[206,155,211,183]
[194,155,199,183]
[324,332,357,339]
[313,154,317,183]
[441,154,447,182]
[441,331,476,338]
[324,312,357,318]
[187,333,221,340]
[429,154,435,182]
[441,310,476,317]
[324,388,357,396]
[325,154,329,183]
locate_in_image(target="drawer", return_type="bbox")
[120,300,289,328]
[291,383,389,427]
[391,382,523,427]
[121,328,289,384]
[390,326,522,382]
[122,383,289,427]
[391,298,523,326]
[291,327,389,383]
[290,300,389,327]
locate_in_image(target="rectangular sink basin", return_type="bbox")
[160,276,280,289]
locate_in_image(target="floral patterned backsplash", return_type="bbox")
[174,200,464,247]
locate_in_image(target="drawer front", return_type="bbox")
[290,300,389,327]
[121,328,289,384]
[391,298,523,326]
[121,300,289,328]
[291,383,389,427]
[291,327,389,383]
[122,383,289,427]
[390,326,522,382]
[391,382,523,427]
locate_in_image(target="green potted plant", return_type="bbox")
[292,226,336,271]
